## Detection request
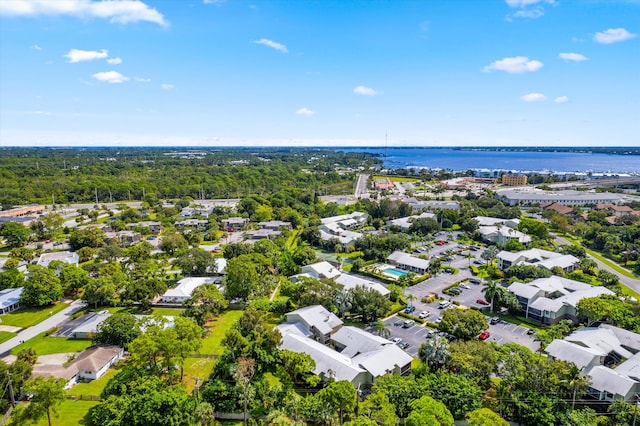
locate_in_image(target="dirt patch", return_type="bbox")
[37,352,77,366]
[0,325,21,332]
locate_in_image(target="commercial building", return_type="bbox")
[501,174,527,186]
[496,188,625,207]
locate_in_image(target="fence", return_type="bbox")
[0,406,13,426]
[67,395,101,401]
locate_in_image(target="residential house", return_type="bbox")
[292,261,390,297]
[545,325,640,402]
[104,230,141,247]
[507,276,614,324]
[387,251,430,275]
[388,212,436,231]
[126,221,162,234]
[320,212,368,230]
[0,287,24,314]
[595,203,634,217]
[478,226,531,245]
[284,305,343,344]
[175,219,208,231]
[277,305,413,387]
[223,217,248,231]
[245,228,283,241]
[497,248,580,273]
[542,202,576,216]
[160,276,223,304]
[258,220,292,231]
[32,345,124,388]
[37,251,79,268]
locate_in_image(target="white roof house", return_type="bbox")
[387,251,429,274]
[0,287,24,314]
[478,226,531,245]
[277,307,413,387]
[300,261,341,280]
[546,324,640,402]
[320,212,368,229]
[334,274,390,297]
[160,277,223,304]
[545,339,607,371]
[389,212,436,230]
[293,262,390,297]
[508,276,614,325]
[285,305,343,343]
[498,248,579,273]
[473,216,520,228]
[37,251,79,268]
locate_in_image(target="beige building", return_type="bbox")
[502,174,527,186]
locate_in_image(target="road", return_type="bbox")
[554,235,640,295]
[0,300,87,357]
[355,174,369,198]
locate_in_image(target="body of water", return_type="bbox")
[341,148,640,174]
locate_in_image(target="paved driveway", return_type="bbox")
[383,316,434,358]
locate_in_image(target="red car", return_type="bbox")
[476,298,490,306]
[435,240,446,246]
[478,330,490,340]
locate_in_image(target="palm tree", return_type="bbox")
[419,336,450,370]
[373,320,391,338]
[406,293,417,308]
[482,279,500,313]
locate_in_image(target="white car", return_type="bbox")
[435,317,443,324]
[460,284,470,289]
[418,311,430,319]
[391,337,402,344]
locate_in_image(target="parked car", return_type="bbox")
[435,240,446,246]
[394,320,404,327]
[418,311,430,319]
[435,316,443,324]
[469,278,481,285]
[425,330,434,338]
[473,260,483,265]
[449,288,461,295]
[490,317,500,325]
[476,299,490,306]
[460,284,470,289]
[404,305,416,314]
[403,320,415,328]
[439,301,450,309]
[527,328,535,335]
[478,330,491,340]
[391,337,402,344]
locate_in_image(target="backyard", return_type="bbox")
[10,331,93,356]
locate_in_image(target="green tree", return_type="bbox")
[347,286,392,323]
[419,336,450,371]
[424,371,483,420]
[316,380,357,425]
[58,263,89,296]
[175,248,217,276]
[160,233,189,255]
[466,408,509,426]
[93,312,141,349]
[223,256,259,300]
[18,376,67,426]
[405,395,454,426]
[0,222,31,248]
[439,309,488,341]
[183,284,229,326]
[83,277,117,309]
[358,391,399,426]
[21,265,62,307]
[369,374,420,419]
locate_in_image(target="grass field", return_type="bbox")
[9,400,99,426]
[0,331,17,343]
[85,306,185,317]
[0,303,69,328]
[199,310,243,355]
[372,175,419,182]
[183,357,217,393]
[11,332,93,356]
[68,369,117,398]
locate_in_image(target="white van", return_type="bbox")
[438,301,450,309]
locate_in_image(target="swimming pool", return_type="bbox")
[384,268,408,277]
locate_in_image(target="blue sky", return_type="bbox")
[0,0,638,147]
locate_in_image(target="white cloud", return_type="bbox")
[554,96,569,103]
[483,56,543,73]
[134,77,151,83]
[106,57,122,64]
[353,85,381,96]
[65,48,108,63]
[559,52,588,62]
[521,93,547,102]
[505,0,554,7]
[594,28,637,44]
[203,0,226,4]
[253,38,288,53]
[92,70,129,83]
[295,107,315,116]
[512,7,544,18]
[161,83,174,90]
[30,44,42,50]
[0,0,168,27]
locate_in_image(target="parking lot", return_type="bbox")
[383,316,436,358]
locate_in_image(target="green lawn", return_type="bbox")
[199,310,244,355]
[11,332,93,356]
[0,331,17,343]
[0,303,69,328]
[85,306,185,317]
[371,175,419,182]
[183,357,217,393]
[563,235,638,279]
[68,369,117,398]
[9,400,99,426]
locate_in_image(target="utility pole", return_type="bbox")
[95,188,98,204]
